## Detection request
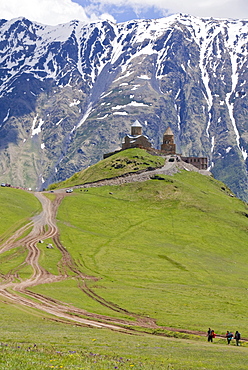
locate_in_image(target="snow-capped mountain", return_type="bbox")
[1,14,248,199]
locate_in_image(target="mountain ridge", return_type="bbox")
[1,14,248,199]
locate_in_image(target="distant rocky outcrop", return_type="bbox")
[0,15,248,200]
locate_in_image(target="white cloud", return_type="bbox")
[91,0,248,20]
[0,0,115,25]
[0,0,247,26]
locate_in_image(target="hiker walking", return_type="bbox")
[234,331,241,346]
[226,331,233,344]
[211,330,216,341]
[207,328,215,342]
[207,328,212,342]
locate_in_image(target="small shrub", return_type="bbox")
[151,175,165,180]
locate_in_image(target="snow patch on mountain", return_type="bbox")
[31,115,44,137]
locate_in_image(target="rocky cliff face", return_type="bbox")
[1,14,248,199]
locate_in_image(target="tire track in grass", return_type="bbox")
[0,192,154,332]
[0,221,33,253]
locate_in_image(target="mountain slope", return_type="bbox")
[1,15,248,200]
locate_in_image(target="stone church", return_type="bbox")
[122,120,177,154]
[122,120,152,150]
[121,121,207,170]
[105,120,208,170]
[122,121,176,154]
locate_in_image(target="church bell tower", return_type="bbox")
[161,127,176,154]
[131,120,142,136]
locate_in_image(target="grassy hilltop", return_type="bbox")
[1,153,248,369]
[48,148,165,189]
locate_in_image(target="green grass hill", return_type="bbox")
[50,171,248,336]
[1,161,248,369]
[48,148,165,189]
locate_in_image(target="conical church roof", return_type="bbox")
[131,120,142,127]
[164,127,174,136]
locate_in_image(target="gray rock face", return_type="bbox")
[0,14,248,199]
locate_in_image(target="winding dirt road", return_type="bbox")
[0,191,160,333]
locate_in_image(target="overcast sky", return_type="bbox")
[1,0,248,25]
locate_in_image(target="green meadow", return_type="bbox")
[0,187,41,242]
[40,171,248,335]
[1,166,248,368]
[0,297,248,370]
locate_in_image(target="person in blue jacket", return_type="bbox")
[226,331,233,344]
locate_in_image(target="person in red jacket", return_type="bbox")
[211,330,216,341]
